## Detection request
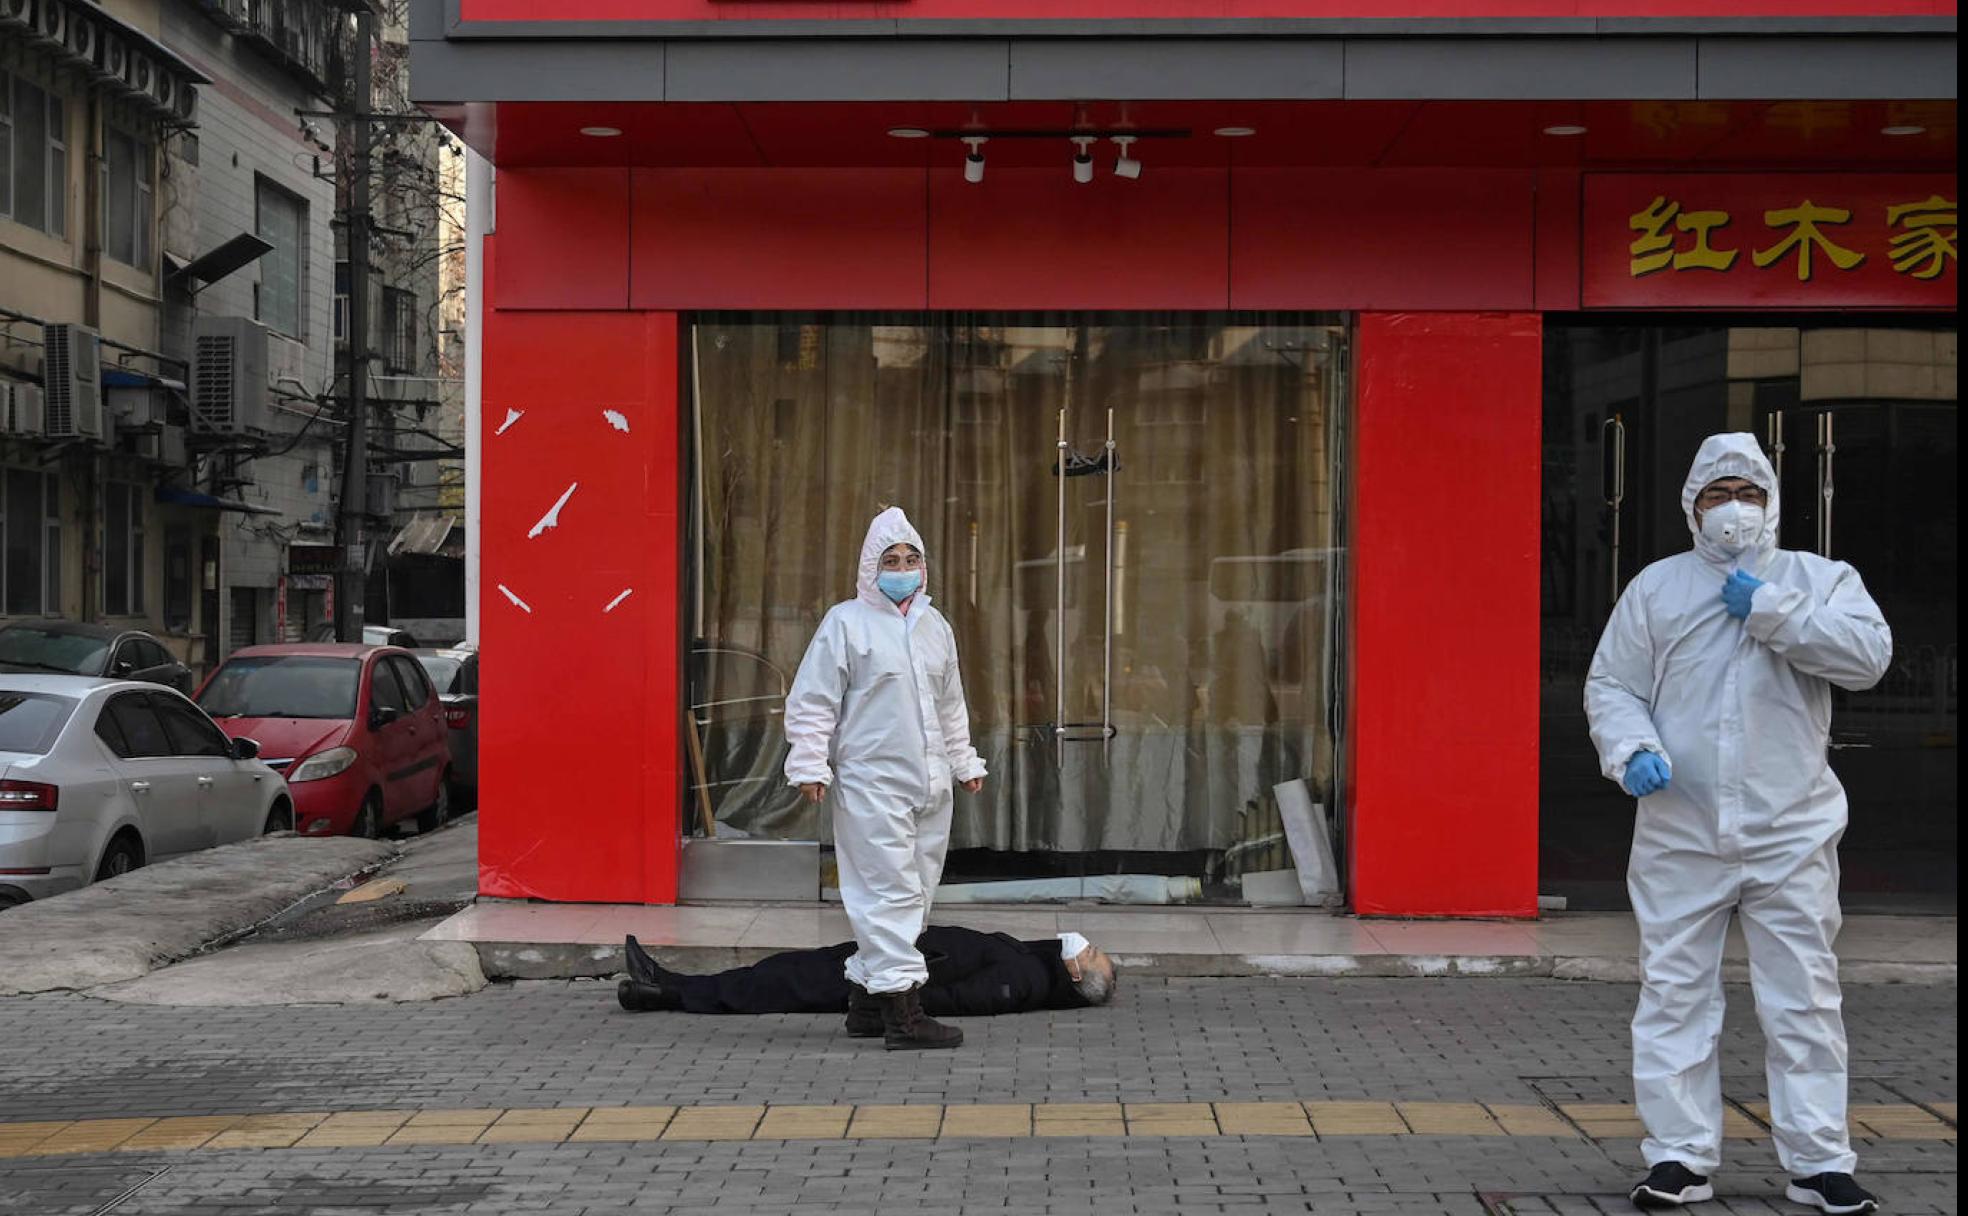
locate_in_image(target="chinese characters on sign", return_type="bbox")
[1628,195,1953,282]
[1586,175,1957,309]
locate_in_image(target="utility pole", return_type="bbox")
[335,7,375,642]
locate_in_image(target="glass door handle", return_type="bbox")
[1101,407,1117,754]
[1056,407,1069,764]
[1817,411,1836,559]
[1603,414,1626,607]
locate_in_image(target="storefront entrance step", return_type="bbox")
[419,904,1955,983]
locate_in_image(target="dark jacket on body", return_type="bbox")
[669,925,1091,1016]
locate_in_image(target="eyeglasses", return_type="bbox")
[1697,486,1768,507]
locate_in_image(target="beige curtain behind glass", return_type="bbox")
[691,315,1344,878]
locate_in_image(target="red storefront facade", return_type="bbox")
[412,3,1957,917]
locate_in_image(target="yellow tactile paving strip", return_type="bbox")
[0,1100,1951,1158]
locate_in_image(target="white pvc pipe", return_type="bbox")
[463,149,492,645]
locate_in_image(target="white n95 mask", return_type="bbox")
[1701,501,1765,555]
[1058,932,1091,960]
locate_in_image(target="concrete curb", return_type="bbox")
[470,942,1957,985]
[0,834,399,995]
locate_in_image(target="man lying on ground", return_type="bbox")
[616,925,1117,1044]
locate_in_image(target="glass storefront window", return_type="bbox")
[1542,320,1957,912]
[687,313,1350,905]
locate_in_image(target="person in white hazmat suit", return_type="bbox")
[1586,434,1891,1214]
[783,507,987,1051]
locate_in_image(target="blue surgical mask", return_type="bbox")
[876,570,922,603]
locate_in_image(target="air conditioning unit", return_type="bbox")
[0,0,35,30]
[42,323,105,443]
[130,54,154,95]
[97,31,129,83]
[107,384,165,429]
[1,383,46,436]
[174,83,197,122]
[191,316,272,436]
[157,423,187,467]
[63,10,96,63]
[152,70,177,113]
[30,0,62,45]
[131,424,186,466]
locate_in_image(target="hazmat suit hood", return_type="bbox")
[856,507,928,611]
[1681,432,1781,567]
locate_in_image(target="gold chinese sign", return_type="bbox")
[1585,175,1957,308]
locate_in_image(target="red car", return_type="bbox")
[195,644,453,837]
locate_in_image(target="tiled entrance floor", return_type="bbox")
[420,903,1956,980]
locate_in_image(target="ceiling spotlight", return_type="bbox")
[1111,135,1142,180]
[1213,126,1256,138]
[1542,124,1588,136]
[1881,124,1927,136]
[887,127,930,139]
[1071,135,1097,184]
[579,126,622,138]
[962,135,987,184]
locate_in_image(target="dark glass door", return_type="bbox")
[1541,321,1956,912]
[1766,401,1958,903]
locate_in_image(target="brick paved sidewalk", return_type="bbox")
[0,978,1954,1215]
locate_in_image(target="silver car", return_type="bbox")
[414,645,478,810]
[0,675,292,908]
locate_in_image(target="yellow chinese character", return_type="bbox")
[1886,195,1957,280]
[1752,201,1866,281]
[1629,196,1680,277]
[1673,210,1738,272]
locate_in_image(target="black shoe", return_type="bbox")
[845,984,883,1038]
[879,985,962,1051]
[1631,1162,1714,1208]
[617,978,684,1012]
[624,935,662,984]
[1785,1173,1878,1214]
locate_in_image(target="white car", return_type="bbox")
[0,675,293,908]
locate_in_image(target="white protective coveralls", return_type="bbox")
[1585,433,1892,1178]
[783,508,988,995]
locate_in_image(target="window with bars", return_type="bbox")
[103,483,147,618]
[1,469,61,617]
[382,287,417,373]
[1,70,69,240]
[255,177,306,339]
[104,127,155,269]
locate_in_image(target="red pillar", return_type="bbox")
[478,280,681,902]
[1348,312,1542,918]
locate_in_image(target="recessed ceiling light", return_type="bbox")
[580,126,622,137]
[1881,124,1927,136]
[1543,124,1589,136]
[1213,126,1257,138]
[888,127,930,139]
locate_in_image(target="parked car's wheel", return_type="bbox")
[353,791,384,840]
[264,801,294,834]
[416,778,451,834]
[95,832,144,882]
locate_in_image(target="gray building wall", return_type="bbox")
[160,1,340,649]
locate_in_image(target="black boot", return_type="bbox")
[845,984,883,1038]
[617,978,684,1012]
[624,935,662,984]
[879,985,962,1051]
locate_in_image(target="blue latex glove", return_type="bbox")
[1622,751,1672,798]
[1722,569,1764,620]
